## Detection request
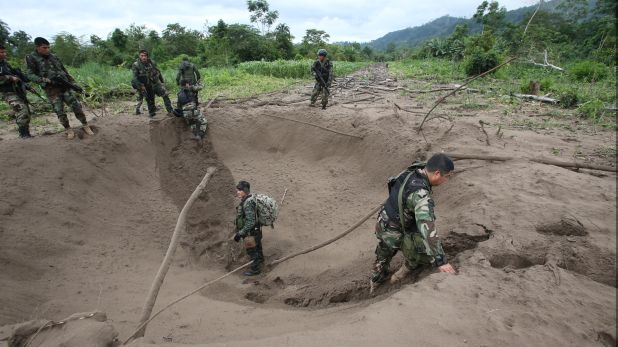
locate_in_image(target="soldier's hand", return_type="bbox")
[10,76,20,83]
[233,233,242,242]
[438,263,457,274]
[42,78,51,83]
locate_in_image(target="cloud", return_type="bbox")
[2,0,541,43]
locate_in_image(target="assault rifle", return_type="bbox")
[312,65,330,94]
[50,75,84,94]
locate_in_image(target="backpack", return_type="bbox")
[250,194,279,227]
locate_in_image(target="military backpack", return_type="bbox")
[250,194,279,227]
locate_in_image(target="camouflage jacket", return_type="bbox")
[131,59,163,88]
[312,59,332,85]
[25,51,73,88]
[0,59,20,93]
[177,85,202,111]
[383,168,442,257]
[175,61,201,85]
[235,195,258,237]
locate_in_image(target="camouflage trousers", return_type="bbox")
[135,89,144,110]
[310,82,329,107]
[0,91,30,128]
[45,87,87,128]
[144,83,173,116]
[371,215,434,284]
[183,108,208,137]
[246,228,264,273]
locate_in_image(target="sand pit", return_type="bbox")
[0,65,615,346]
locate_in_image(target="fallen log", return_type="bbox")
[446,153,617,172]
[514,94,559,104]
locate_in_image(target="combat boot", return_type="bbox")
[83,125,95,135]
[18,127,32,138]
[66,128,75,140]
[390,265,410,284]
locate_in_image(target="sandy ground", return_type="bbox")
[0,64,616,346]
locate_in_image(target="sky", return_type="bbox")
[3,0,540,43]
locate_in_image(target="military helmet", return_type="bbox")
[317,49,328,57]
[236,180,251,193]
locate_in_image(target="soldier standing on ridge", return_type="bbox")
[131,49,173,118]
[0,44,32,138]
[176,56,201,105]
[370,153,457,294]
[310,48,333,109]
[25,37,95,140]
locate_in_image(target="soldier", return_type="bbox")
[174,79,207,139]
[310,48,333,109]
[233,181,264,276]
[175,56,201,105]
[25,37,94,140]
[0,44,32,138]
[370,153,457,294]
[131,49,173,118]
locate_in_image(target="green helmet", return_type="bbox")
[317,49,327,57]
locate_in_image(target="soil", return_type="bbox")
[0,64,615,346]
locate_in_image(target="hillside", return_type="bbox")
[367,0,563,51]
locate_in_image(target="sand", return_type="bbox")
[0,64,615,347]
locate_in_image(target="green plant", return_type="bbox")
[569,61,609,82]
[464,50,501,76]
[559,90,579,108]
[577,99,606,121]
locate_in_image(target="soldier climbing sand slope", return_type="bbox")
[310,48,332,109]
[0,44,32,138]
[174,79,207,139]
[25,37,95,140]
[131,49,173,118]
[370,153,457,294]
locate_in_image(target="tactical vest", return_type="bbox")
[133,59,160,86]
[313,59,331,81]
[383,162,430,232]
[179,62,197,84]
[25,52,68,80]
[177,88,197,109]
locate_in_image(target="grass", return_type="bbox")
[388,57,616,126]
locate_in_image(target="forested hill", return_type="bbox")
[367,0,562,50]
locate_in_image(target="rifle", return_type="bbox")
[10,68,47,102]
[312,64,330,95]
[50,75,84,94]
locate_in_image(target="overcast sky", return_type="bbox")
[4,0,540,43]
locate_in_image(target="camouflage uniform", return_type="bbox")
[310,59,333,108]
[176,85,207,139]
[371,163,446,284]
[25,51,88,129]
[175,61,201,86]
[0,59,31,135]
[235,195,264,274]
[131,58,173,117]
[131,79,144,114]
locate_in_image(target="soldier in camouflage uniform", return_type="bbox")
[175,79,207,139]
[176,56,201,105]
[25,37,94,140]
[0,44,32,138]
[370,153,456,293]
[310,48,333,109]
[233,181,264,276]
[131,50,173,118]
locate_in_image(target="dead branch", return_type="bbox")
[131,167,217,341]
[417,56,519,132]
[479,120,491,146]
[446,153,617,172]
[529,50,565,72]
[269,203,384,266]
[260,114,364,139]
[513,94,559,104]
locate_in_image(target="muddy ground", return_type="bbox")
[0,64,615,346]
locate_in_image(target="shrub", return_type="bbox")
[464,50,501,76]
[577,99,606,121]
[569,61,608,82]
[559,90,579,108]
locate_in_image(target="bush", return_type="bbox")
[569,61,609,82]
[577,99,606,121]
[464,50,501,76]
[559,90,578,108]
